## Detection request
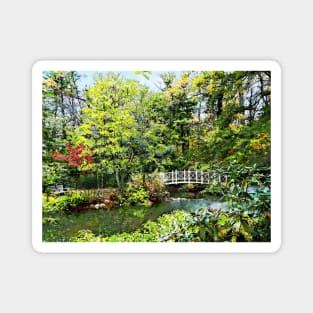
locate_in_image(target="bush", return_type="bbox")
[119,172,166,206]
[43,195,70,215]
[199,182,227,196]
[123,185,150,207]
[69,230,101,242]
[129,173,167,203]
[67,192,89,208]
[68,203,270,243]
[43,192,90,216]
[144,173,165,195]
[158,207,270,242]
[90,211,188,242]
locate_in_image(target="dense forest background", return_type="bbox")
[42,70,271,192]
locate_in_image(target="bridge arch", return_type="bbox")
[159,170,228,185]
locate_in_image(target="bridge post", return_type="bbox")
[201,171,203,184]
[188,170,190,184]
[184,170,186,183]
[172,171,174,184]
[175,170,177,184]
[207,171,210,184]
[196,171,198,183]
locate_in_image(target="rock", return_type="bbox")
[105,200,114,209]
[109,193,116,201]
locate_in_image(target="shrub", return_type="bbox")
[144,173,165,194]
[43,191,90,217]
[101,211,189,242]
[67,192,89,208]
[124,185,150,206]
[43,195,70,215]
[199,182,227,196]
[69,230,101,242]
[69,203,270,243]
[157,208,264,242]
[129,172,166,203]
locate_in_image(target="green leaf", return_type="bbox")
[217,216,227,226]
[233,221,241,233]
[199,227,206,241]
[231,236,237,242]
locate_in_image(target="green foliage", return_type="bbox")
[67,192,89,208]
[43,70,271,191]
[42,71,84,156]
[74,73,168,192]
[43,191,90,216]
[127,173,167,202]
[157,183,270,242]
[103,211,189,242]
[68,202,270,243]
[69,230,101,242]
[123,185,150,207]
[199,181,227,197]
[42,164,58,187]
[102,229,148,242]
[42,163,70,195]
[144,173,166,195]
[43,196,70,215]
[157,207,268,242]
[44,181,270,243]
[42,70,272,243]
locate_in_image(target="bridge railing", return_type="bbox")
[159,170,228,185]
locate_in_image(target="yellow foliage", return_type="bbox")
[234,113,246,120]
[43,77,58,89]
[229,123,240,131]
[251,132,270,151]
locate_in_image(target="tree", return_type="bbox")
[42,71,86,164]
[131,88,173,183]
[190,71,271,166]
[50,143,93,188]
[42,70,271,194]
[51,143,93,169]
[75,73,140,192]
[160,72,197,163]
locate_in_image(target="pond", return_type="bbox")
[43,195,228,242]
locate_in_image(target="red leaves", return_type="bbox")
[51,143,93,169]
[50,151,67,161]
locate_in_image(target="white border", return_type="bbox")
[32,60,281,253]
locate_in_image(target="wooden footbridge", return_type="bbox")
[159,170,228,185]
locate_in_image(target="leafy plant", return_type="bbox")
[69,230,101,242]
[123,186,150,206]
[67,192,89,208]
[43,191,90,217]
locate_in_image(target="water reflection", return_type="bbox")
[167,198,228,211]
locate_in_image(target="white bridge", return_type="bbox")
[159,170,228,185]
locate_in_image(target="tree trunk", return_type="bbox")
[115,169,126,193]
[217,93,223,116]
[115,170,121,191]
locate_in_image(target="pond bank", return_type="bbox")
[43,191,227,242]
